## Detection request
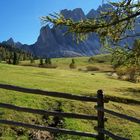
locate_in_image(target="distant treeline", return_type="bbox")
[0,43,32,64]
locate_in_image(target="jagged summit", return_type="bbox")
[2,38,23,48]
[60,8,86,21]
[87,9,98,18]
[6,38,15,46]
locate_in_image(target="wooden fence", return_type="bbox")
[0,83,140,140]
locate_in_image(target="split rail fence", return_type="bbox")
[0,83,140,140]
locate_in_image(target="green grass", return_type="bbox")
[20,54,113,71]
[0,62,139,100]
[0,55,140,140]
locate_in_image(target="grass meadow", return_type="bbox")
[0,55,140,140]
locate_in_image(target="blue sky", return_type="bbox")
[0,0,106,44]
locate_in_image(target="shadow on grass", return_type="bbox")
[106,87,140,105]
[115,88,140,98]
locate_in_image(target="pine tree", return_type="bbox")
[13,52,18,65]
[45,58,52,65]
[30,57,35,64]
[40,58,43,65]
[45,58,49,64]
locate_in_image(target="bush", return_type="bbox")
[39,64,57,69]
[127,67,138,82]
[88,57,94,63]
[78,68,82,71]
[69,63,76,69]
[69,59,76,69]
[116,66,140,82]
[86,66,99,71]
[45,64,57,69]
[97,60,105,63]
[115,66,128,76]
[88,55,110,64]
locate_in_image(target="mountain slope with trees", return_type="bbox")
[0,43,32,64]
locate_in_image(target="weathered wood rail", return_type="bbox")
[0,83,140,140]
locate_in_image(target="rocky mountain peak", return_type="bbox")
[97,4,113,12]
[86,9,98,18]
[1,38,23,48]
[60,8,85,21]
[6,38,15,46]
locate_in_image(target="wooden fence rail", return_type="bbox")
[95,106,140,124]
[0,120,98,138]
[0,103,100,121]
[94,127,129,140]
[0,83,139,140]
[0,84,99,102]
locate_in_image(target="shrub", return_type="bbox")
[127,67,138,82]
[45,64,57,69]
[69,59,76,69]
[88,57,94,63]
[86,66,99,71]
[116,66,128,76]
[39,64,57,69]
[69,63,76,69]
[97,60,105,63]
[78,68,82,71]
[88,55,110,64]
[116,66,139,82]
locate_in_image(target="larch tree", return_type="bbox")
[41,0,140,71]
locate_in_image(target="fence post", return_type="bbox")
[97,90,104,140]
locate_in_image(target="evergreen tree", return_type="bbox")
[45,58,52,65]
[0,43,32,61]
[72,59,75,64]
[45,58,49,64]
[13,52,18,65]
[39,58,43,65]
[30,57,35,64]
[0,55,2,63]
[48,58,52,64]
[8,58,12,64]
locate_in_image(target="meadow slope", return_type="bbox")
[0,56,140,140]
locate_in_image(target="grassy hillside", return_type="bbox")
[0,55,140,140]
[21,54,113,71]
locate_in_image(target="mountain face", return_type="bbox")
[2,4,139,58]
[32,24,100,57]
[29,6,105,58]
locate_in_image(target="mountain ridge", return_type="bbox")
[1,4,139,58]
